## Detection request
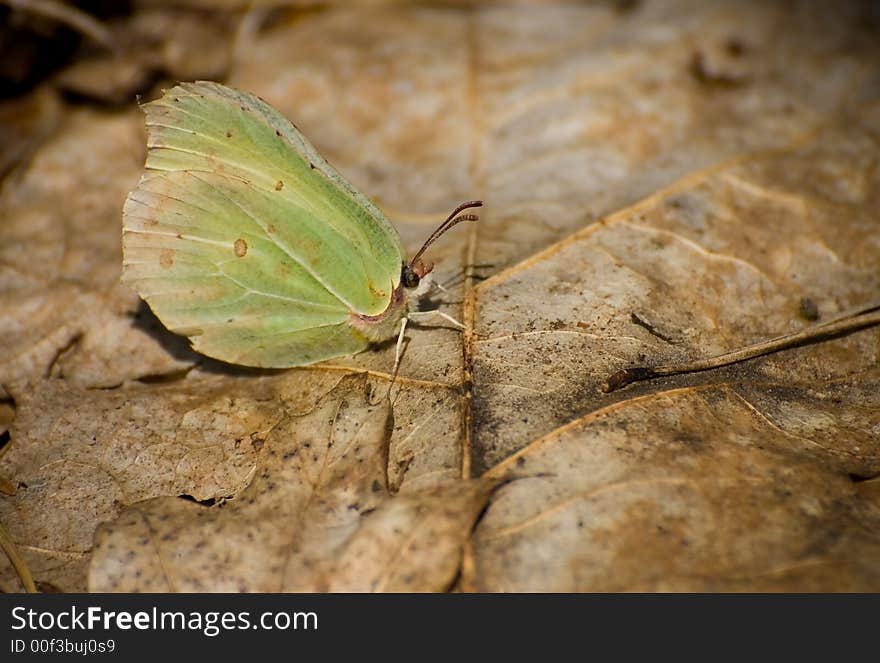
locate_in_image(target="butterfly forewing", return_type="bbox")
[122,81,405,367]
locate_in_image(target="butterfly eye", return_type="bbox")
[401,264,421,289]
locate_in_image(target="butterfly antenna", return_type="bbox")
[409,200,482,268]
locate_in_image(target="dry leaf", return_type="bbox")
[89,374,493,592]
[0,86,61,180]
[1,1,879,592]
[54,6,237,104]
[470,123,880,470]
[474,378,880,591]
[0,373,280,590]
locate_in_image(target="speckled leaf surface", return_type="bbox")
[89,374,494,592]
[1,1,879,592]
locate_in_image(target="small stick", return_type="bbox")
[0,519,37,593]
[3,0,116,49]
[408,309,466,330]
[603,302,880,393]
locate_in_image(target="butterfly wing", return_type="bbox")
[122,81,406,367]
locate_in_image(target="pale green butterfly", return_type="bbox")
[122,81,481,370]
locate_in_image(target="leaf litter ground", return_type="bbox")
[1,1,879,591]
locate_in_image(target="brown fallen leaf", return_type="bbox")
[1,1,879,592]
[0,366,463,590]
[0,85,61,180]
[0,107,192,387]
[54,6,238,104]
[469,119,880,472]
[0,372,286,590]
[89,374,495,592]
[474,376,880,591]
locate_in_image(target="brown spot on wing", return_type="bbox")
[234,238,248,257]
[159,249,175,268]
[275,180,284,191]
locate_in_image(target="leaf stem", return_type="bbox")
[2,0,116,50]
[604,302,880,392]
[0,518,37,593]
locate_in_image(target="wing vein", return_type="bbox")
[134,271,342,312]
[145,147,381,287]
[215,266,346,311]
[146,141,382,267]
[146,105,391,262]
[196,317,347,337]
[124,228,233,249]
[183,170,357,310]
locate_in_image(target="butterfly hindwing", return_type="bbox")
[122,81,406,367]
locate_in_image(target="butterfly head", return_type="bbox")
[401,260,436,298]
[401,258,433,289]
[402,200,482,291]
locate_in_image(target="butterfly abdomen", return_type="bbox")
[349,284,407,343]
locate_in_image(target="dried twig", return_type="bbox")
[0,518,37,593]
[604,302,880,392]
[2,0,116,50]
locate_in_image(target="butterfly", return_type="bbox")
[122,81,480,371]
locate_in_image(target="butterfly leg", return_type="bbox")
[436,263,495,290]
[408,309,466,331]
[392,316,408,379]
